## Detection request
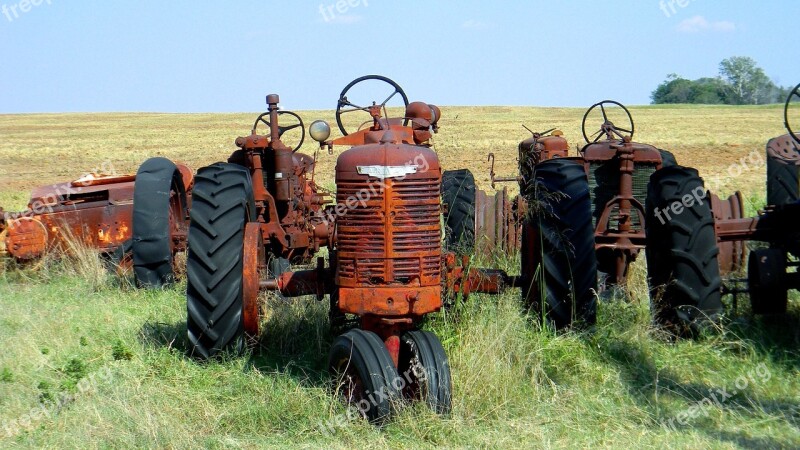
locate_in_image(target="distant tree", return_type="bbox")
[651,75,727,104]
[652,57,789,105]
[719,56,777,105]
[651,74,690,104]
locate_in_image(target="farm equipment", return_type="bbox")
[0,158,192,287]
[443,101,747,333]
[655,82,800,324]
[185,75,516,422]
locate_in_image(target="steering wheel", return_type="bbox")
[252,110,305,152]
[336,75,409,136]
[785,83,800,147]
[581,100,635,144]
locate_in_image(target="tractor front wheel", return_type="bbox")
[398,330,452,415]
[328,329,401,423]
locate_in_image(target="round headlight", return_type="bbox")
[309,120,331,142]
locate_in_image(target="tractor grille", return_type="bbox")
[588,161,656,230]
[336,176,441,285]
[336,181,385,253]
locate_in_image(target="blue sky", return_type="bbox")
[0,0,797,112]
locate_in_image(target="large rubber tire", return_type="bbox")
[267,255,291,300]
[659,149,678,168]
[645,166,722,336]
[441,169,476,255]
[186,163,255,359]
[132,157,188,288]
[766,154,800,206]
[398,330,452,415]
[328,329,401,423]
[102,238,133,274]
[521,159,598,329]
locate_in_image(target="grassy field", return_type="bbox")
[1,105,799,448]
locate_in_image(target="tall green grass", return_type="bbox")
[1,248,798,448]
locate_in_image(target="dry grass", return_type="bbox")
[0,104,785,209]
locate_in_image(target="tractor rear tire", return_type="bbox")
[186,163,255,359]
[521,159,598,329]
[398,330,452,415]
[645,166,723,336]
[441,169,476,255]
[659,149,678,168]
[329,329,401,423]
[766,154,800,206]
[132,157,188,288]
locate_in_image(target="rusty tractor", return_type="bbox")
[650,82,800,329]
[0,159,192,287]
[185,76,516,422]
[442,101,746,333]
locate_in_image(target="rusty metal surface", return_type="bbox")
[710,192,747,274]
[766,133,800,163]
[333,141,442,320]
[443,256,509,298]
[231,95,331,265]
[472,187,522,257]
[480,118,669,287]
[581,138,663,285]
[5,217,49,260]
[1,162,195,263]
[0,159,193,260]
[242,223,265,344]
[3,179,136,260]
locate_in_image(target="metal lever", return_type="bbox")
[488,153,519,189]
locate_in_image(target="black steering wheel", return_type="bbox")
[336,75,409,136]
[785,82,800,147]
[252,110,305,152]
[581,100,635,144]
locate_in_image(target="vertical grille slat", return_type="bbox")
[588,161,657,230]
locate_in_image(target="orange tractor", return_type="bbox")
[185,76,512,421]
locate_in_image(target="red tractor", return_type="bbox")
[0,158,192,288]
[443,101,745,333]
[185,76,510,422]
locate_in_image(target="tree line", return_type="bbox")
[651,56,791,105]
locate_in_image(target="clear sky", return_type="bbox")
[0,0,797,112]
